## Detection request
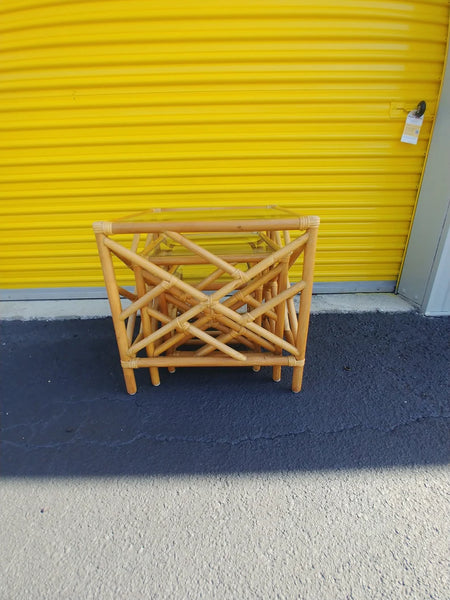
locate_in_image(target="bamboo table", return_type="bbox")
[94,207,319,394]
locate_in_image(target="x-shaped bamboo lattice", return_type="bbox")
[94,213,319,394]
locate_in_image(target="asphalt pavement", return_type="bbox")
[1,310,449,599]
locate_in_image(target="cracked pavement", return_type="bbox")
[1,312,449,599]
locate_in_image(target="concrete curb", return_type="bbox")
[0,293,414,321]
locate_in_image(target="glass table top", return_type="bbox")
[114,205,303,224]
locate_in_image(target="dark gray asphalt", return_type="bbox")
[1,312,449,477]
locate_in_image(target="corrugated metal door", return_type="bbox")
[1,0,448,297]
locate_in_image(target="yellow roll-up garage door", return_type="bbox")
[0,0,448,298]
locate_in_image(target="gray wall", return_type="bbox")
[398,48,450,316]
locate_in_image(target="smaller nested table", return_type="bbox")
[94,207,319,395]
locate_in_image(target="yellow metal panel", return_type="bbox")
[0,0,448,290]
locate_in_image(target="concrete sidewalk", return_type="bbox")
[1,292,414,320]
[1,308,449,599]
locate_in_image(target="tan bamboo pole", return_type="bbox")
[214,303,300,356]
[153,294,275,355]
[222,265,281,319]
[153,289,262,356]
[134,266,160,386]
[95,232,137,395]
[128,302,206,355]
[224,263,284,307]
[136,268,197,315]
[105,238,217,355]
[103,236,207,302]
[284,318,294,346]
[164,230,247,279]
[149,294,159,347]
[117,287,137,302]
[234,314,296,354]
[213,321,257,350]
[122,237,140,347]
[139,264,281,355]
[125,238,141,361]
[162,295,192,318]
[121,354,305,368]
[142,234,166,257]
[213,313,276,353]
[243,295,277,320]
[194,320,256,357]
[292,222,319,393]
[226,291,277,321]
[147,284,216,353]
[96,217,314,235]
[273,229,285,350]
[195,268,225,291]
[195,320,256,357]
[252,281,264,372]
[183,324,247,361]
[287,234,309,270]
[287,297,298,339]
[138,302,247,362]
[263,284,275,334]
[145,305,214,352]
[209,233,305,304]
[119,280,172,321]
[126,313,137,345]
[282,230,299,338]
[132,325,144,346]
[148,253,268,266]
[270,281,278,333]
[131,233,141,253]
[157,290,176,372]
[234,279,305,326]
[154,313,213,356]
[276,229,294,345]
[258,231,280,250]
[273,258,289,382]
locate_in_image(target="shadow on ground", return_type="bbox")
[1,313,449,476]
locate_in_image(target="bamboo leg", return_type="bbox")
[123,235,140,348]
[134,266,160,387]
[287,298,298,339]
[282,229,298,339]
[273,259,289,382]
[270,281,278,333]
[131,233,141,253]
[257,266,278,369]
[284,314,295,346]
[252,283,264,372]
[158,291,176,373]
[292,225,319,393]
[263,284,275,334]
[274,228,293,347]
[95,233,137,395]
[126,313,137,344]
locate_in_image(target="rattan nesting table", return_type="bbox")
[94,207,319,394]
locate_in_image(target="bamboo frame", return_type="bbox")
[94,209,319,394]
